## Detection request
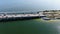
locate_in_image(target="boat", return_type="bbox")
[42,17,51,20]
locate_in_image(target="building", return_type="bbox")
[42,10,60,19]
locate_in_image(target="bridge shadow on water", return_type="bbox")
[0,19,59,34]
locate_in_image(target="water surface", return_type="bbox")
[0,19,59,34]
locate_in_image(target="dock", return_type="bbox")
[0,13,42,21]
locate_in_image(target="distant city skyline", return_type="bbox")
[0,0,60,11]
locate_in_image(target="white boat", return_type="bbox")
[42,17,51,20]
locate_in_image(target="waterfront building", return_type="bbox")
[41,10,60,19]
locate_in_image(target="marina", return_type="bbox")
[0,10,60,34]
[0,0,60,34]
[0,10,60,21]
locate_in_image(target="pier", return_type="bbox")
[1,10,60,21]
[0,13,42,21]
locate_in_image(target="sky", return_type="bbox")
[0,0,60,12]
